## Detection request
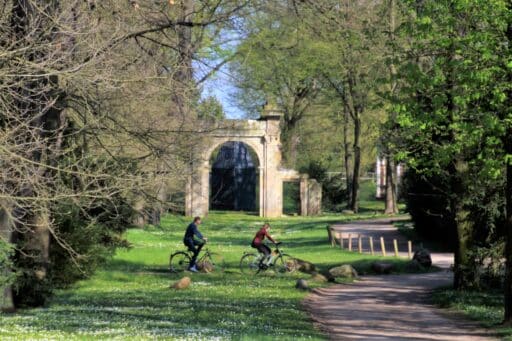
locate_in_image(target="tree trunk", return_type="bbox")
[350,114,361,213]
[173,0,196,117]
[9,0,63,307]
[384,0,399,215]
[343,105,353,206]
[384,155,398,214]
[452,160,474,289]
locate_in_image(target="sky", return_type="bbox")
[201,63,244,119]
[195,26,246,120]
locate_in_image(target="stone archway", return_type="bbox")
[185,108,322,218]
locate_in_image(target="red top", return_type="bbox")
[252,227,275,245]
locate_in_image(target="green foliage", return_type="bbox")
[12,197,132,308]
[1,212,416,339]
[48,200,132,289]
[401,169,456,247]
[283,182,300,215]
[431,288,512,339]
[12,156,135,307]
[231,2,383,174]
[300,161,346,212]
[197,96,225,122]
[0,238,15,289]
[394,0,511,289]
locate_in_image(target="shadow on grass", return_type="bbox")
[431,287,512,338]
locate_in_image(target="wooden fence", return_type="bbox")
[326,225,413,259]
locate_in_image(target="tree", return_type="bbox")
[295,0,387,213]
[231,2,322,168]
[395,0,509,290]
[0,0,249,309]
[382,0,400,214]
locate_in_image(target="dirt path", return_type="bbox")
[304,218,497,341]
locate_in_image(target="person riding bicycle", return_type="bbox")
[183,216,207,273]
[251,223,278,265]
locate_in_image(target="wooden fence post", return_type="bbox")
[380,236,386,256]
[332,228,337,247]
[369,237,374,256]
[408,240,413,259]
[348,234,352,251]
[358,234,362,253]
[393,239,399,257]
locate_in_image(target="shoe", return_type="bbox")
[188,265,199,273]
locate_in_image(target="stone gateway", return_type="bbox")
[185,106,322,218]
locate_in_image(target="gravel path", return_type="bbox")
[304,218,497,341]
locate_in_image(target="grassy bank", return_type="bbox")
[432,289,512,340]
[2,211,410,340]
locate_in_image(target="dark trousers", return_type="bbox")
[252,242,271,257]
[185,239,204,268]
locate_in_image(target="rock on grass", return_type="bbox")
[295,279,309,290]
[329,265,358,278]
[289,258,317,274]
[172,277,191,290]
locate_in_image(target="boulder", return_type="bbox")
[295,279,309,290]
[413,249,432,268]
[342,209,355,215]
[371,261,395,274]
[197,260,213,273]
[311,272,328,283]
[291,258,317,274]
[329,264,358,278]
[172,276,191,290]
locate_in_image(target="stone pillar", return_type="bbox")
[200,162,210,216]
[300,176,309,216]
[185,161,209,217]
[307,179,322,215]
[259,166,265,217]
[261,116,283,217]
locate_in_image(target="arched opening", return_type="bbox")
[209,141,260,213]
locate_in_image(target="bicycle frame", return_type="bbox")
[240,243,292,274]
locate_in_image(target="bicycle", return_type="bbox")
[239,242,295,275]
[169,242,225,273]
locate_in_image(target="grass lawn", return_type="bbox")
[2,209,412,340]
[432,289,512,340]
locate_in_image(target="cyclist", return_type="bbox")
[251,223,278,265]
[183,216,207,272]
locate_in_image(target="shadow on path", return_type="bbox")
[304,218,497,341]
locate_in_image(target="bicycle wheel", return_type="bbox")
[239,253,261,275]
[206,252,226,272]
[274,253,295,274]
[169,251,191,273]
